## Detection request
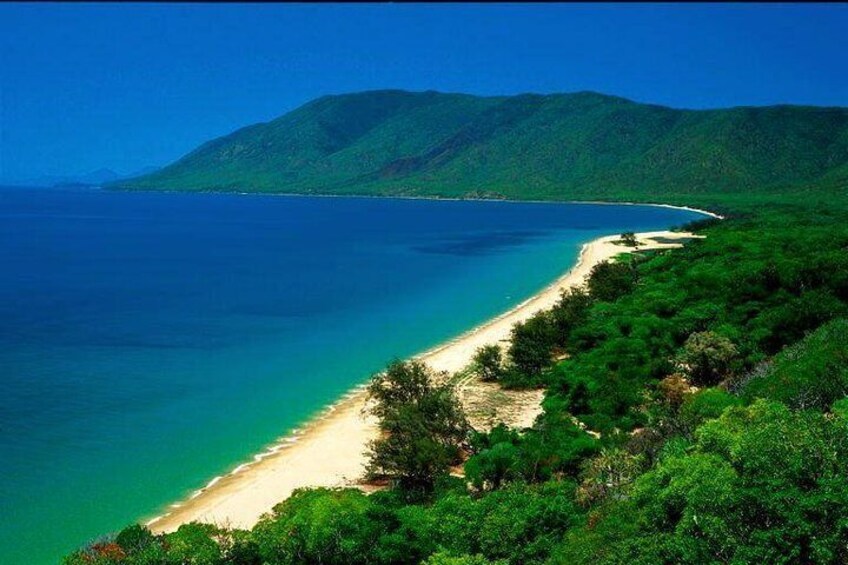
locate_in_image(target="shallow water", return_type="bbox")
[0,187,704,563]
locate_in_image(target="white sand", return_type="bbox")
[146,230,699,533]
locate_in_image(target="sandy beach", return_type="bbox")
[146,229,701,533]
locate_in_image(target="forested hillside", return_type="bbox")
[114,90,848,203]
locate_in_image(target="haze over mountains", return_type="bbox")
[114,90,848,201]
[10,166,161,188]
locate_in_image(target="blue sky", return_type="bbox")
[1,3,846,182]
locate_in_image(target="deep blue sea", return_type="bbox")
[0,187,704,564]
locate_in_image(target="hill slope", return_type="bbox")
[115,90,848,201]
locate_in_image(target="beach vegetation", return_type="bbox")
[114,524,157,556]
[507,312,556,382]
[472,345,505,383]
[252,488,381,564]
[586,259,637,302]
[549,287,593,348]
[164,523,221,565]
[365,360,469,497]
[617,232,639,247]
[464,424,523,490]
[422,552,508,565]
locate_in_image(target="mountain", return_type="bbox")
[113,90,848,202]
[11,166,162,188]
[121,165,162,180]
[12,168,120,188]
[66,168,122,185]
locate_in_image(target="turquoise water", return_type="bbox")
[0,188,705,564]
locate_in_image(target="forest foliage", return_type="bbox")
[114,90,848,205]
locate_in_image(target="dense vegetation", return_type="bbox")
[66,199,848,564]
[113,90,848,204]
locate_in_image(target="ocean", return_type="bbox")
[0,187,705,564]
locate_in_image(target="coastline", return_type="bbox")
[144,228,704,533]
[101,184,724,222]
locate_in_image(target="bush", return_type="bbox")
[678,387,741,436]
[411,482,582,564]
[556,400,848,564]
[754,289,848,354]
[741,318,848,410]
[617,232,639,247]
[423,553,508,565]
[115,524,157,555]
[576,448,645,506]
[509,312,556,379]
[676,331,739,387]
[473,344,505,382]
[550,287,593,347]
[587,260,637,302]
[465,425,523,491]
[253,488,381,565]
[165,523,221,565]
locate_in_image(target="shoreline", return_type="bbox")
[97,185,724,221]
[144,228,705,533]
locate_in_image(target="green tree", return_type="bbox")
[677,387,741,437]
[164,523,221,565]
[576,448,645,506]
[509,312,556,379]
[741,318,848,410]
[587,260,637,302]
[405,482,581,564]
[475,483,581,563]
[556,401,848,564]
[221,529,262,565]
[253,488,381,565]
[473,344,505,382]
[566,380,591,415]
[423,553,508,565]
[465,425,523,491]
[550,287,593,347]
[114,524,157,555]
[677,331,739,387]
[366,360,469,496]
[618,232,639,247]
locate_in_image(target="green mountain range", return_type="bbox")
[115,90,848,203]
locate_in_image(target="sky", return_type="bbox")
[1,3,847,182]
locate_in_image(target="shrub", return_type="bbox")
[741,318,848,410]
[550,287,593,347]
[509,312,556,379]
[617,232,639,247]
[164,523,221,565]
[473,344,505,382]
[253,488,380,565]
[587,260,637,302]
[676,331,739,387]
